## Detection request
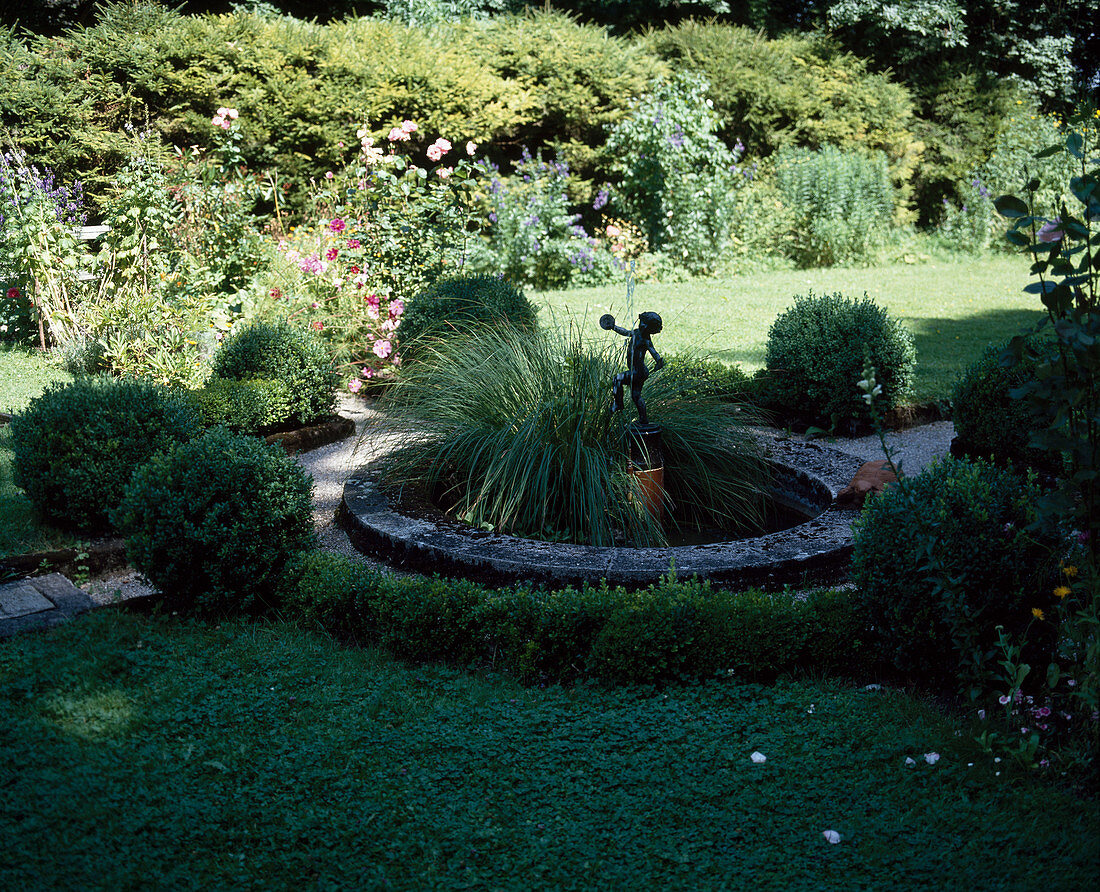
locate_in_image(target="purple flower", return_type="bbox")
[592,188,609,211]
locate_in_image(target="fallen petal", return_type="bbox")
[823,830,842,844]
[904,757,916,767]
[750,751,767,764]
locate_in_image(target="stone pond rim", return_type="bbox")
[338,434,866,590]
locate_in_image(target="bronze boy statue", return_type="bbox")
[600,311,664,425]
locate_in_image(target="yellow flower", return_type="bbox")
[1032,608,1045,620]
[1053,586,1071,600]
[1062,565,1078,578]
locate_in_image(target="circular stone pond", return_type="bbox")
[338,433,865,590]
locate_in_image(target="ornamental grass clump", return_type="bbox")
[377,324,767,547]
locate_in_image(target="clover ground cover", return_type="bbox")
[1,612,1095,890]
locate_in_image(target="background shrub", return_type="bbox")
[763,291,915,429]
[604,71,739,274]
[183,377,293,433]
[11,377,200,531]
[772,146,897,267]
[112,426,315,615]
[397,274,538,355]
[851,456,1060,689]
[210,320,338,425]
[469,150,609,289]
[951,336,1051,471]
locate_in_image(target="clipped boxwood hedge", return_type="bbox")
[279,553,870,686]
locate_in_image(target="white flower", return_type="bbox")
[750,751,766,764]
[924,752,940,765]
[466,140,477,156]
[904,757,916,767]
[823,830,841,844]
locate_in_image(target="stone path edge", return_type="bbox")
[339,436,866,591]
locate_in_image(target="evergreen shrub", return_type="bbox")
[184,377,293,433]
[112,426,315,616]
[952,336,1050,470]
[10,377,200,532]
[764,291,914,428]
[210,320,338,425]
[852,456,1060,688]
[277,552,871,686]
[398,274,538,355]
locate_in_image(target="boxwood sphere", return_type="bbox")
[11,376,201,532]
[764,291,914,427]
[951,336,1051,471]
[211,320,338,425]
[399,274,538,357]
[852,456,1059,686]
[112,426,315,616]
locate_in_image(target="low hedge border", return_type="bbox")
[279,551,870,686]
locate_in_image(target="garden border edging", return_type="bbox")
[339,435,865,590]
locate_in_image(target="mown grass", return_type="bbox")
[0,346,75,558]
[539,255,1042,404]
[1,612,1096,891]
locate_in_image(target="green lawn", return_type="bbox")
[1,612,1096,890]
[0,346,75,558]
[538,255,1042,404]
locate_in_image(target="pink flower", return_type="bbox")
[329,218,346,233]
[401,120,418,134]
[211,115,225,128]
[389,298,405,318]
[311,320,324,330]
[366,302,379,320]
[6,286,20,300]
[606,224,621,238]
[1037,218,1063,243]
[325,247,339,261]
[998,694,1011,705]
[466,140,477,156]
[310,302,320,309]
[373,339,393,359]
[347,238,361,249]
[347,378,362,393]
[388,126,409,142]
[361,367,375,379]
[437,167,453,178]
[426,138,452,162]
[325,171,334,180]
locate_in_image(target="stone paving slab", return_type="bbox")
[0,573,94,639]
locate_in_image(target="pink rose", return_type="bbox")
[388,126,409,142]
[437,167,453,178]
[426,145,443,162]
[401,120,418,133]
[606,224,621,238]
